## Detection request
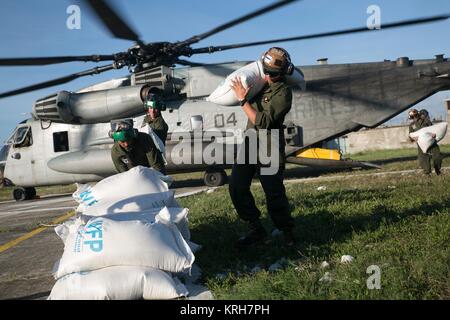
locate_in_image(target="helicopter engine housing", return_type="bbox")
[32,85,150,124]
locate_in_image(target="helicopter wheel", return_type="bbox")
[204,169,227,187]
[13,187,36,201]
[13,187,27,201]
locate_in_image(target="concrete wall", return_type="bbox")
[343,101,450,154]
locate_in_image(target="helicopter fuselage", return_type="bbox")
[2,56,450,190]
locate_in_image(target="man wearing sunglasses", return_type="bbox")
[229,47,296,247]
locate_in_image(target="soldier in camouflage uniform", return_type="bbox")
[409,109,442,176]
[110,120,165,174]
[141,92,169,145]
[229,47,296,247]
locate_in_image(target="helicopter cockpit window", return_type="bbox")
[53,131,69,153]
[7,126,33,148]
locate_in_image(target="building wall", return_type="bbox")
[343,101,450,154]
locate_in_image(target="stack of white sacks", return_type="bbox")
[49,166,199,300]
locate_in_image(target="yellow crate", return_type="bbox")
[296,148,341,160]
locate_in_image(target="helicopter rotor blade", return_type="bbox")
[191,14,450,54]
[174,59,206,67]
[176,0,300,48]
[0,55,116,66]
[0,64,115,99]
[83,0,144,46]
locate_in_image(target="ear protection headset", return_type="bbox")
[261,47,294,76]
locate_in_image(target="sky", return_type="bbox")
[0,0,449,143]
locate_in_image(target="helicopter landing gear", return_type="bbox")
[204,168,227,187]
[13,187,36,201]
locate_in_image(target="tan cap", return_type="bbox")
[261,47,292,74]
[408,108,418,119]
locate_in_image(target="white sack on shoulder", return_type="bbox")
[409,122,447,153]
[206,61,265,106]
[206,60,306,106]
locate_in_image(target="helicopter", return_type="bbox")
[0,0,450,201]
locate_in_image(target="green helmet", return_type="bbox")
[111,129,137,142]
[144,93,165,110]
[109,119,137,142]
[419,109,429,118]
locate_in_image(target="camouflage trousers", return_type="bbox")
[418,143,442,174]
[229,163,294,232]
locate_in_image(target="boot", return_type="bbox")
[282,229,297,247]
[236,220,268,247]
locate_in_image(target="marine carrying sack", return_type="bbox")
[48,266,188,300]
[409,122,448,153]
[206,60,306,106]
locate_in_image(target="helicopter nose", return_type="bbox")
[0,144,10,186]
[0,164,5,187]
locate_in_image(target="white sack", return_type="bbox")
[206,60,306,106]
[54,215,195,279]
[207,61,266,106]
[79,207,191,241]
[48,266,188,300]
[409,122,447,153]
[148,128,166,155]
[79,190,178,216]
[147,128,168,166]
[73,166,172,210]
[55,217,83,243]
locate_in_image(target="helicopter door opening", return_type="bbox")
[53,131,69,152]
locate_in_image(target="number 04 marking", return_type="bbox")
[214,113,237,128]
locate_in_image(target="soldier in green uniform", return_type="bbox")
[409,109,442,176]
[110,120,166,174]
[229,47,295,247]
[141,92,169,145]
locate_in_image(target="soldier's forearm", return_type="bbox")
[242,102,257,125]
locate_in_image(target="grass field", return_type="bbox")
[350,145,450,162]
[179,173,449,300]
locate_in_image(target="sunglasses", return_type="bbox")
[263,68,281,78]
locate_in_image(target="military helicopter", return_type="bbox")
[1,0,450,201]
